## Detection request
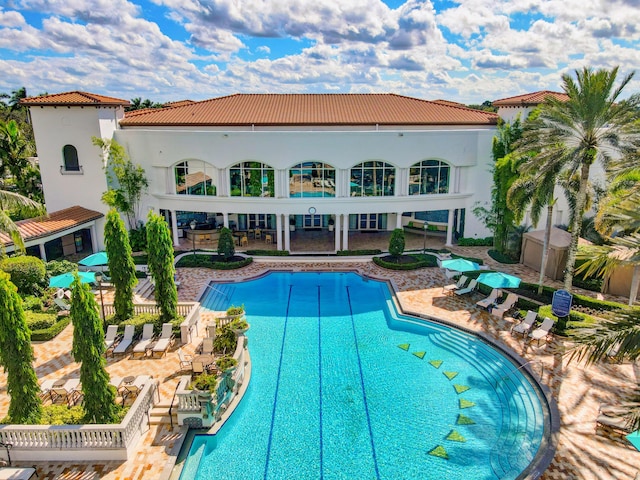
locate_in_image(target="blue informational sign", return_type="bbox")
[552,289,573,317]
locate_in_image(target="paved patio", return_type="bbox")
[1,246,638,479]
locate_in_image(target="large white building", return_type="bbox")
[20,91,506,255]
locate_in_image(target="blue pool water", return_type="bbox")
[181,272,547,480]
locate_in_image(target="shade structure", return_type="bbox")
[626,430,640,451]
[48,271,97,289]
[78,251,109,267]
[440,258,480,272]
[477,272,522,289]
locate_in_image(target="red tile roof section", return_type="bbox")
[493,90,569,107]
[119,94,498,127]
[21,91,129,106]
[0,206,104,247]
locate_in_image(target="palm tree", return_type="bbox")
[514,67,640,291]
[0,189,40,253]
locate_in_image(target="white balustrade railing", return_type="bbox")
[102,302,198,319]
[0,379,157,462]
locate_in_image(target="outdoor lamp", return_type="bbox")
[94,271,106,332]
[190,219,197,256]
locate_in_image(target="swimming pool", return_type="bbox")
[180,272,549,479]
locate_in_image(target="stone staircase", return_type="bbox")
[149,401,178,425]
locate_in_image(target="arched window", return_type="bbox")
[229,161,274,197]
[174,160,216,196]
[349,161,395,197]
[289,162,336,197]
[408,160,450,195]
[62,145,80,172]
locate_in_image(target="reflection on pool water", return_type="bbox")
[180,272,548,480]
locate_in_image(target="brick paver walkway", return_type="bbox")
[2,247,638,479]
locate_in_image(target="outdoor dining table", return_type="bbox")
[193,354,215,367]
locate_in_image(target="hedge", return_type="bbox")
[30,315,71,341]
[487,249,519,264]
[516,282,627,312]
[338,249,383,256]
[0,256,46,295]
[537,304,596,330]
[457,237,493,246]
[245,250,290,256]
[176,255,253,270]
[373,255,438,270]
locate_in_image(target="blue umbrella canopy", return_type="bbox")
[78,251,109,267]
[626,430,640,451]
[477,272,521,289]
[48,271,97,289]
[440,258,480,272]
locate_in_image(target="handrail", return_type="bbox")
[168,381,181,430]
[203,283,230,300]
[495,360,544,388]
[0,441,12,465]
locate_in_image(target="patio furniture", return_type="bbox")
[54,297,71,312]
[528,317,554,346]
[51,378,81,406]
[240,235,248,247]
[443,275,468,295]
[454,279,477,296]
[200,337,214,355]
[39,378,57,401]
[177,348,193,371]
[491,293,518,318]
[476,289,501,309]
[104,324,120,353]
[151,323,175,358]
[121,375,150,403]
[132,323,156,359]
[511,311,538,337]
[113,324,135,356]
[265,233,272,244]
[254,228,261,239]
[596,403,637,434]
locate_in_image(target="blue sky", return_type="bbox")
[1,0,639,104]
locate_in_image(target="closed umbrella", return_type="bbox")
[477,272,521,289]
[440,258,480,272]
[78,251,109,267]
[48,271,97,289]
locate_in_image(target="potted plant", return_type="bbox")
[328,217,335,232]
[226,305,244,317]
[189,373,217,396]
[230,318,249,335]
[289,216,296,232]
[216,355,238,373]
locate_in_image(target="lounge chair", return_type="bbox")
[491,293,518,318]
[443,275,468,294]
[454,279,477,296]
[596,403,636,434]
[54,297,71,312]
[151,323,175,358]
[529,317,554,345]
[200,337,214,355]
[511,310,538,337]
[51,378,81,406]
[476,289,501,309]
[104,325,120,354]
[132,323,156,358]
[177,348,193,371]
[113,325,135,356]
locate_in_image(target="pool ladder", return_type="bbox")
[495,360,544,388]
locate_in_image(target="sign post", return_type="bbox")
[552,289,573,333]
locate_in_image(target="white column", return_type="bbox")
[446,209,455,247]
[39,243,47,262]
[334,214,341,251]
[342,214,349,251]
[284,215,291,252]
[223,213,229,228]
[395,212,403,229]
[90,224,99,252]
[170,209,180,247]
[276,214,283,251]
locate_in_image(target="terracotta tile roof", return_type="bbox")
[163,100,195,108]
[119,94,498,127]
[493,90,569,107]
[0,206,104,247]
[21,91,129,106]
[431,99,467,108]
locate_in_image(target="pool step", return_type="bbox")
[201,283,235,311]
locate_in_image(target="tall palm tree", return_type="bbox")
[515,67,640,291]
[0,189,40,253]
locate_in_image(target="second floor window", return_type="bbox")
[409,160,450,195]
[230,161,274,197]
[350,161,395,197]
[289,162,336,197]
[62,144,80,172]
[175,160,216,196]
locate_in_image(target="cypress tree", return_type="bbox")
[218,227,235,261]
[389,228,405,259]
[70,275,118,423]
[104,209,137,323]
[0,271,42,424]
[146,211,177,322]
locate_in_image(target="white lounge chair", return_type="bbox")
[177,348,193,371]
[54,297,71,312]
[151,323,175,358]
[104,325,120,353]
[511,310,538,337]
[443,275,468,294]
[491,292,518,318]
[529,317,554,345]
[200,337,214,355]
[476,289,501,309]
[113,325,135,355]
[132,323,156,358]
[454,279,477,296]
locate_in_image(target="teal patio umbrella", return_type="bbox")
[626,430,640,451]
[48,271,97,289]
[78,251,109,267]
[477,272,521,289]
[440,258,480,272]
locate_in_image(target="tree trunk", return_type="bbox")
[629,265,640,306]
[538,203,554,295]
[563,162,591,291]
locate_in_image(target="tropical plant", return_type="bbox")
[0,270,42,424]
[216,355,238,371]
[388,228,405,258]
[146,211,177,322]
[217,227,235,261]
[514,66,640,291]
[104,209,137,322]
[190,373,217,393]
[0,189,40,253]
[70,274,119,423]
[93,137,149,230]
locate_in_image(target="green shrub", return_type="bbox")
[37,404,128,425]
[226,305,244,316]
[389,228,405,258]
[373,255,437,270]
[24,311,57,330]
[487,249,519,264]
[30,316,71,341]
[457,237,494,246]
[537,304,596,332]
[0,256,47,295]
[129,226,147,252]
[213,327,238,355]
[216,355,238,371]
[22,295,44,312]
[45,259,78,276]
[117,313,182,336]
[176,254,252,270]
[132,254,148,264]
[218,227,235,261]
[190,373,217,393]
[245,250,290,256]
[337,249,382,256]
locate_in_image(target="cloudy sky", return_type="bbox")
[1,0,639,104]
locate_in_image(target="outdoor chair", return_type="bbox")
[491,293,518,318]
[443,275,468,295]
[454,279,477,296]
[200,337,214,355]
[104,325,120,354]
[132,323,156,359]
[54,297,71,312]
[151,323,175,358]
[596,403,637,435]
[511,310,538,337]
[191,360,205,375]
[254,228,261,239]
[528,317,555,346]
[476,289,502,309]
[50,378,81,406]
[39,378,57,402]
[240,235,248,247]
[177,348,193,371]
[113,325,135,356]
[121,375,150,404]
